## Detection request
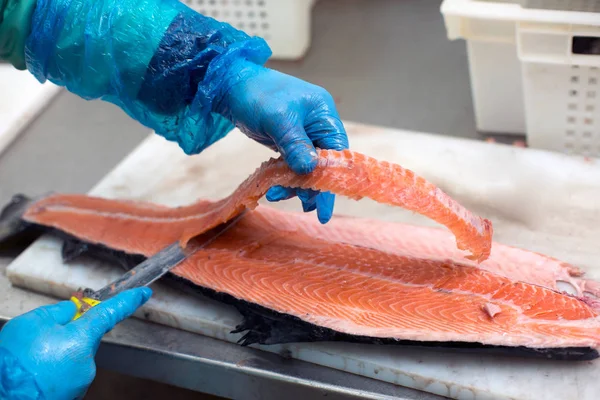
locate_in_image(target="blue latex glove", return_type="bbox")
[216,59,349,223]
[0,288,152,400]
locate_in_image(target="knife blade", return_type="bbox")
[70,210,247,319]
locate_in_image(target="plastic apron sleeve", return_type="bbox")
[25,0,272,154]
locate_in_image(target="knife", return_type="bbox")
[70,210,247,320]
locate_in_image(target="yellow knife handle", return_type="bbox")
[70,296,101,320]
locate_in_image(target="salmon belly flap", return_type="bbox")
[4,149,600,358]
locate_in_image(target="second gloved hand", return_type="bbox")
[216,59,349,224]
[0,288,152,400]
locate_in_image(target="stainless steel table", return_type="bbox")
[0,91,444,400]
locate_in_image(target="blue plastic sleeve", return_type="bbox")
[24,0,271,154]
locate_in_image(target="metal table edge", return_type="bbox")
[0,314,444,400]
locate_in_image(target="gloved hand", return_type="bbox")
[216,59,350,224]
[0,288,152,400]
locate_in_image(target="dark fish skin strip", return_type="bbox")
[0,194,46,253]
[1,195,599,361]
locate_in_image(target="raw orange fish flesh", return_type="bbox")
[4,149,600,354]
[23,149,493,263]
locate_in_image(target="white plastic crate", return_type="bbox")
[182,0,317,60]
[0,65,61,156]
[441,0,600,156]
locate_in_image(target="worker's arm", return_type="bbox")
[0,0,348,223]
[0,0,36,69]
[0,288,152,399]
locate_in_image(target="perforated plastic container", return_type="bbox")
[182,0,317,60]
[441,0,600,156]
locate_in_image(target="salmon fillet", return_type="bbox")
[14,202,600,350]
[23,149,493,263]
[173,217,600,349]
[262,208,598,299]
[4,149,600,353]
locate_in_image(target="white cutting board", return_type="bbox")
[7,122,600,400]
[0,65,61,155]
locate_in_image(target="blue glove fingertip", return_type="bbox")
[297,189,318,213]
[313,125,350,151]
[78,288,153,336]
[118,287,153,308]
[137,287,153,304]
[285,143,318,175]
[301,200,317,213]
[266,186,295,202]
[316,192,335,224]
[319,137,349,151]
[142,287,153,303]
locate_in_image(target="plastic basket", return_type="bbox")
[441,0,600,156]
[0,65,61,156]
[182,0,317,60]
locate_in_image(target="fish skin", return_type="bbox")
[23,149,493,263]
